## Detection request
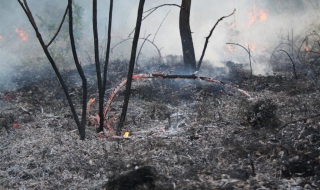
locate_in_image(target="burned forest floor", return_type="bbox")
[1,59,320,189]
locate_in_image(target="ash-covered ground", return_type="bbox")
[0,59,320,189]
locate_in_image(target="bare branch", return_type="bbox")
[111,37,162,61]
[197,9,236,70]
[17,0,83,139]
[47,5,69,47]
[136,34,151,66]
[277,112,320,133]
[144,4,181,13]
[226,42,253,78]
[128,4,181,38]
[278,49,298,79]
[153,10,170,43]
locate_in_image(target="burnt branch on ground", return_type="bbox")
[100,73,252,135]
[277,112,320,133]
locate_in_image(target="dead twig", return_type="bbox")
[128,4,181,38]
[277,112,320,133]
[46,5,69,47]
[226,42,253,79]
[153,10,170,43]
[111,37,162,61]
[278,49,298,79]
[136,34,151,67]
[197,9,236,70]
[270,42,300,63]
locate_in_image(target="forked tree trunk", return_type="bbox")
[179,0,196,72]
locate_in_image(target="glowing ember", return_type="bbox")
[15,27,28,41]
[0,35,3,40]
[304,45,309,52]
[245,42,257,51]
[13,122,19,128]
[248,5,268,25]
[123,132,130,137]
[227,44,234,51]
[86,98,95,118]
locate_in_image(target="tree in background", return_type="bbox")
[179,0,196,72]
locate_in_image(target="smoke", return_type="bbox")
[1,0,320,91]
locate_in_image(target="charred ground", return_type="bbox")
[0,59,320,189]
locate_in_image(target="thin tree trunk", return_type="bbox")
[179,0,196,72]
[17,0,83,139]
[117,0,145,135]
[99,0,113,132]
[68,0,87,140]
[92,0,104,132]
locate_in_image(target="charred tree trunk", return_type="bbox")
[92,0,104,133]
[116,0,145,135]
[68,0,87,140]
[179,0,196,72]
[100,0,113,133]
[17,0,85,140]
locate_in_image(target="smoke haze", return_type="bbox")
[1,0,320,90]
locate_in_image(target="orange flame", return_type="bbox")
[227,44,236,51]
[304,45,309,52]
[15,28,28,41]
[0,35,3,40]
[248,5,268,25]
[245,42,257,51]
[227,45,234,51]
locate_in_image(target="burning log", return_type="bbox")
[99,73,252,134]
[86,98,95,118]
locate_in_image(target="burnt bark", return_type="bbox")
[99,0,113,133]
[17,0,85,139]
[179,0,196,72]
[117,0,145,135]
[68,0,87,140]
[92,0,104,133]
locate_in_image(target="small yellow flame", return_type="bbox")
[123,132,130,137]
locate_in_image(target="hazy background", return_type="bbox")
[1,0,320,90]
